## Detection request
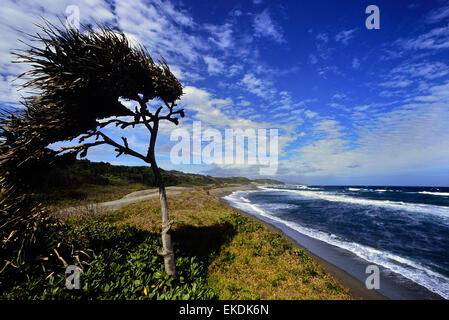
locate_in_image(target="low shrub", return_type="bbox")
[1,219,216,300]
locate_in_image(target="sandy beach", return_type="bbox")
[209,184,388,300]
[212,185,449,300]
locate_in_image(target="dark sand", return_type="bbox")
[211,185,446,300]
[209,185,387,300]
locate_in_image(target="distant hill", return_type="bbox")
[37,159,284,190]
[31,159,283,206]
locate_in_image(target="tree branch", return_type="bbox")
[98,118,146,129]
[159,100,184,125]
[97,131,148,162]
[58,141,106,158]
[59,131,147,162]
[135,99,156,134]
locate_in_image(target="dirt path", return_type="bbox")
[56,184,254,219]
[57,186,194,217]
[101,186,195,210]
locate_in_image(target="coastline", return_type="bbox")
[208,184,387,300]
[211,185,445,300]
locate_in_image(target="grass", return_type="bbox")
[3,187,352,300]
[115,189,352,300]
[1,217,215,300]
[37,182,148,208]
[30,159,283,209]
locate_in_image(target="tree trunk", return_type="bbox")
[147,120,176,277]
[156,181,176,277]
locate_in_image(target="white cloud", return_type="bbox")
[412,80,449,103]
[229,64,243,77]
[304,110,317,119]
[229,9,243,17]
[397,25,449,50]
[0,0,117,104]
[0,75,23,105]
[353,105,370,112]
[352,57,360,69]
[425,5,449,24]
[238,100,251,107]
[316,33,329,43]
[115,0,207,65]
[204,22,234,49]
[316,65,340,78]
[168,64,204,82]
[289,81,449,177]
[335,28,357,45]
[332,93,347,100]
[240,73,276,99]
[253,9,284,43]
[392,61,449,80]
[203,56,225,75]
[380,79,413,89]
[179,86,272,130]
[380,61,449,89]
[0,0,115,74]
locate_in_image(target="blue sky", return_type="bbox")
[1,0,449,186]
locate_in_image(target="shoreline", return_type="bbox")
[208,184,387,300]
[212,185,445,300]
[209,184,445,300]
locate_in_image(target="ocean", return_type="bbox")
[224,185,449,299]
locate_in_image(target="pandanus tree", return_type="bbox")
[6,22,184,276]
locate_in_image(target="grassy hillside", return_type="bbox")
[116,190,352,299]
[2,189,351,300]
[34,159,283,206]
[2,159,351,300]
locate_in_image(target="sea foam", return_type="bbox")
[258,186,449,221]
[224,190,449,299]
[419,191,449,197]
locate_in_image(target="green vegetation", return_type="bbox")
[0,20,330,299]
[33,159,283,207]
[1,218,215,299]
[1,189,351,300]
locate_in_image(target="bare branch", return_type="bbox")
[159,99,184,125]
[155,106,163,117]
[98,131,148,162]
[121,136,128,149]
[98,118,145,129]
[58,141,106,158]
[79,130,100,143]
[136,99,155,133]
[59,130,147,162]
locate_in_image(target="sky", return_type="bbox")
[1,0,449,186]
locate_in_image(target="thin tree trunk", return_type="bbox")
[147,120,176,277]
[155,180,176,277]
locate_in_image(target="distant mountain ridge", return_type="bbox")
[37,159,284,190]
